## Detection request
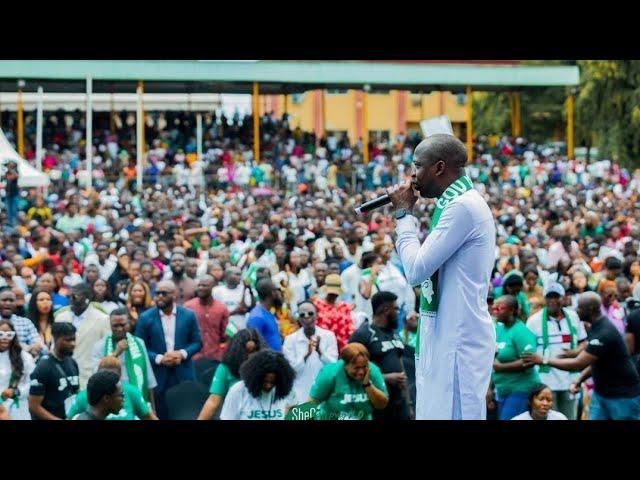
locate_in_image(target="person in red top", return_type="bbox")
[184,275,229,361]
[313,274,355,352]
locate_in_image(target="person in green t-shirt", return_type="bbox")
[197,328,267,420]
[66,356,157,420]
[494,270,531,320]
[309,342,388,420]
[491,295,540,420]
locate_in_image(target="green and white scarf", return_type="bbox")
[104,333,149,401]
[416,175,474,358]
[540,307,577,373]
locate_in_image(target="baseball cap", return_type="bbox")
[544,282,565,298]
[322,274,343,296]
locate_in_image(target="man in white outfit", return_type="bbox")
[387,134,496,420]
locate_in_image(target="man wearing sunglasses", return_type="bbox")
[135,280,202,419]
[0,287,41,357]
[72,370,124,420]
[283,300,338,402]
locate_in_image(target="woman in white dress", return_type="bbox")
[512,384,568,421]
[0,319,36,420]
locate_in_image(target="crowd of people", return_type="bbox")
[1,109,640,420]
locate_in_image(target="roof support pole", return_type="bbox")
[197,112,204,191]
[86,76,93,191]
[136,80,145,192]
[566,93,574,159]
[36,86,43,172]
[362,90,369,164]
[514,92,521,137]
[110,93,116,134]
[17,88,24,157]
[465,86,473,162]
[253,82,260,163]
[509,92,521,137]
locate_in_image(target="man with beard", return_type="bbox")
[0,287,41,357]
[283,300,338,401]
[387,134,496,420]
[184,275,229,361]
[91,308,157,406]
[84,243,117,281]
[247,279,284,351]
[135,280,202,419]
[523,292,640,420]
[29,322,80,420]
[213,267,253,333]
[349,291,412,420]
[55,283,110,389]
[165,251,197,305]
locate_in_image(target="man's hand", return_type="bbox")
[166,351,184,365]
[29,342,42,357]
[161,352,181,366]
[385,372,407,388]
[569,382,581,395]
[560,348,579,359]
[114,339,129,356]
[486,387,496,412]
[1,388,14,400]
[521,352,542,366]
[386,181,418,211]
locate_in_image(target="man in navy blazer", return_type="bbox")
[135,280,202,419]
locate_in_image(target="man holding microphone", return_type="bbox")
[386,134,496,420]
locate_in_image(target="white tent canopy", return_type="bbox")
[0,128,49,188]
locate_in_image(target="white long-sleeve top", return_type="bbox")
[282,326,338,402]
[0,350,35,420]
[395,189,496,420]
[376,263,417,314]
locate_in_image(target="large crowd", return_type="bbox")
[1,109,640,420]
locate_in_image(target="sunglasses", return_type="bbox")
[298,312,315,318]
[155,291,171,296]
[0,331,16,340]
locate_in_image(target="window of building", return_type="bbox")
[292,93,306,104]
[369,130,390,144]
[455,94,467,105]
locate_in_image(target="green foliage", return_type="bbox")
[575,60,640,166]
[471,60,640,166]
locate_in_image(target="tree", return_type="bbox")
[472,61,574,144]
[575,61,640,166]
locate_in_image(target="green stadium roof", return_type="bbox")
[0,60,580,94]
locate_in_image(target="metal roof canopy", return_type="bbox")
[0,61,580,94]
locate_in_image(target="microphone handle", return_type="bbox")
[354,194,391,215]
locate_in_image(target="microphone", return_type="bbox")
[354,194,391,215]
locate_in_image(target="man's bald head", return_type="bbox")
[411,134,468,199]
[414,134,467,171]
[577,291,602,324]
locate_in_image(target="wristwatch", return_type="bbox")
[395,208,408,220]
[362,383,372,388]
